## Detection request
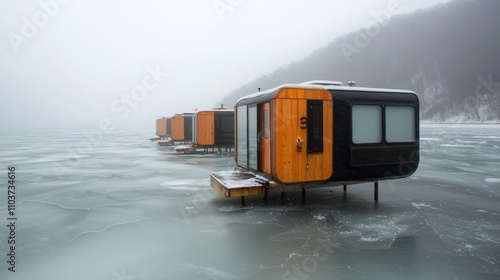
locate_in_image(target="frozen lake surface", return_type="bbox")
[1,124,499,280]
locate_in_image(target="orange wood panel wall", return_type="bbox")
[197,111,215,146]
[271,88,333,184]
[171,115,185,141]
[156,118,168,137]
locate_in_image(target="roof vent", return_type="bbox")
[347,81,356,87]
[212,104,227,110]
[301,80,342,86]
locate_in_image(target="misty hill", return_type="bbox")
[219,0,500,122]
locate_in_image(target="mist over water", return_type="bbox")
[0,124,499,280]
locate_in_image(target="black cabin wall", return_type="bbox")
[328,90,419,182]
[214,111,235,145]
[167,118,172,137]
[184,117,193,142]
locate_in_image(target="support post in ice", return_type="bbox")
[374,181,379,201]
[264,188,268,203]
[281,192,285,204]
[343,184,347,193]
[241,196,245,207]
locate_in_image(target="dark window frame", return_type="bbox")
[263,109,269,139]
[219,115,234,133]
[236,105,248,168]
[307,100,324,154]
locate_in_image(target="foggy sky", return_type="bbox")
[0,0,451,130]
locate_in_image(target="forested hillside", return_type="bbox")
[220,0,500,122]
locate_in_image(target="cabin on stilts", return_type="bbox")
[171,113,197,143]
[210,81,419,205]
[170,113,197,152]
[170,109,235,154]
[156,117,173,145]
[156,117,171,138]
[196,108,234,153]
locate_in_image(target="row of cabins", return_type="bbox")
[155,81,420,205]
[156,108,234,151]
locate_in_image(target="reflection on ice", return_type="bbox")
[411,202,441,210]
[420,137,443,141]
[176,263,238,279]
[441,143,477,148]
[473,135,500,139]
[485,178,500,183]
[160,179,209,192]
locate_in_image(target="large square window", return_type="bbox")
[386,106,416,143]
[352,105,382,144]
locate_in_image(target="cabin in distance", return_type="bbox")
[196,107,234,148]
[154,117,172,145]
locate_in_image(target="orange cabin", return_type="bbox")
[156,117,171,138]
[171,113,196,142]
[235,86,334,184]
[196,110,234,147]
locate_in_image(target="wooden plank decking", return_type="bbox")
[174,145,197,153]
[210,170,268,197]
[158,140,174,146]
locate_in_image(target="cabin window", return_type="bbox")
[263,109,269,139]
[237,106,248,167]
[219,115,233,133]
[386,106,416,143]
[248,106,258,170]
[184,116,193,141]
[352,105,383,144]
[166,119,172,135]
[307,100,323,153]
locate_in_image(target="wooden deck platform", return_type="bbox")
[174,145,197,153]
[210,170,268,197]
[158,140,174,146]
[211,170,382,206]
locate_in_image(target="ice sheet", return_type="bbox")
[1,125,499,279]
